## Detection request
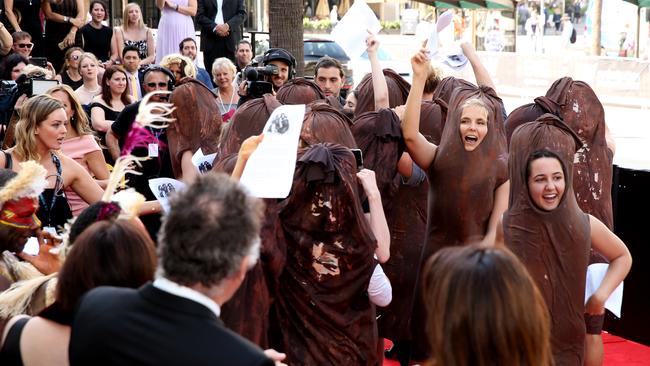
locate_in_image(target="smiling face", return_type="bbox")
[268,60,290,88]
[213,66,234,89]
[458,104,489,152]
[68,49,83,70]
[91,2,106,23]
[527,157,566,211]
[36,108,68,151]
[107,70,128,95]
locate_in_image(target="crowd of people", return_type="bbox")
[0,1,634,365]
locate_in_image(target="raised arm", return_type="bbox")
[3,0,21,31]
[0,22,12,55]
[461,41,495,91]
[357,169,390,263]
[586,215,632,315]
[231,134,263,181]
[401,45,437,170]
[366,33,388,110]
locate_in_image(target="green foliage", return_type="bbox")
[303,18,332,31]
[380,20,401,30]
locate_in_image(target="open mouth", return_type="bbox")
[464,135,478,144]
[542,193,558,203]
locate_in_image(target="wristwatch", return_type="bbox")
[64,16,70,23]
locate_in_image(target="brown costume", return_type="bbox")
[300,102,356,148]
[276,78,326,105]
[504,114,590,366]
[431,76,476,105]
[354,69,411,115]
[168,78,222,178]
[275,143,378,366]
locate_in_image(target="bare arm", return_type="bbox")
[4,0,20,31]
[494,215,505,247]
[180,150,198,183]
[84,150,110,188]
[156,0,166,10]
[358,169,390,263]
[402,45,437,170]
[0,23,12,55]
[231,134,263,181]
[113,27,124,63]
[586,215,632,315]
[65,156,103,204]
[482,181,509,247]
[90,102,112,132]
[174,0,197,17]
[366,34,388,110]
[461,41,495,91]
[140,29,156,66]
[106,128,122,161]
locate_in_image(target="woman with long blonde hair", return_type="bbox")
[48,84,109,216]
[112,3,155,66]
[0,95,103,232]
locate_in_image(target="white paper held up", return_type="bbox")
[585,263,624,318]
[22,237,40,256]
[148,178,187,213]
[331,0,381,60]
[191,148,218,174]
[239,104,306,198]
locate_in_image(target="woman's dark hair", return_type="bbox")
[89,0,108,17]
[1,54,29,80]
[422,245,551,366]
[526,149,566,180]
[68,201,122,244]
[55,219,156,314]
[101,66,131,107]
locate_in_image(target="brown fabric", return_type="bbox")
[544,77,614,231]
[301,102,357,149]
[275,143,378,366]
[431,76,476,105]
[217,94,281,159]
[276,78,326,105]
[351,108,403,207]
[504,114,590,366]
[504,96,560,146]
[168,78,222,178]
[354,69,411,115]
[376,100,447,342]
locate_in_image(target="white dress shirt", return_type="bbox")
[215,0,224,25]
[153,277,221,318]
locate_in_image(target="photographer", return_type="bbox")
[1,64,57,148]
[237,47,295,105]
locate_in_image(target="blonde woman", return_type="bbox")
[49,84,110,216]
[55,47,84,90]
[160,53,196,83]
[0,95,103,232]
[211,57,239,121]
[74,53,102,106]
[113,3,155,66]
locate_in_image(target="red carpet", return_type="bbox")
[382,333,650,365]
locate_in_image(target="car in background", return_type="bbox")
[350,47,412,88]
[303,39,354,97]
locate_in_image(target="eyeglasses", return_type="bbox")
[146,82,168,88]
[70,55,80,60]
[17,43,33,49]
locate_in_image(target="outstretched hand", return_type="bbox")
[411,40,431,78]
[357,168,380,198]
[238,134,264,162]
[366,30,379,54]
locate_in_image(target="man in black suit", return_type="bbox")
[69,173,283,366]
[197,0,246,77]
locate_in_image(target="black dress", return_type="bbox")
[36,154,73,232]
[80,24,113,62]
[2,0,43,56]
[90,101,119,165]
[43,0,83,71]
[60,70,83,90]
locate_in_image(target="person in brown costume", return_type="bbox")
[212,94,285,348]
[353,69,411,116]
[498,114,631,366]
[275,78,326,105]
[168,78,222,183]
[504,77,617,365]
[275,142,379,366]
[401,42,510,361]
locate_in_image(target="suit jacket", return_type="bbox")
[69,283,273,366]
[197,0,246,53]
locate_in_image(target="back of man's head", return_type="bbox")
[158,173,263,288]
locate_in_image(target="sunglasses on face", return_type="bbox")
[17,43,33,49]
[146,82,168,88]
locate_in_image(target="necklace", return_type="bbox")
[218,88,235,114]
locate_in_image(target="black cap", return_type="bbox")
[263,48,295,68]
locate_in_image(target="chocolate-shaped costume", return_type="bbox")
[212,93,285,347]
[300,102,356,148]
[431,76,476,105]
[354,69,411,115]
[275,143,378,366]
[276,78,326,105]
[168,78,221,178]
[504,114,590,366]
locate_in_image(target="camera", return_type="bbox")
[242,63,278,99]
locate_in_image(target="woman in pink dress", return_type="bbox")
[155,0,197,64]
[48,85,110,216]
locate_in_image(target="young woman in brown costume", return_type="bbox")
[498,114,631,365]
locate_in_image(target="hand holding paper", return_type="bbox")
[331,0,381,60]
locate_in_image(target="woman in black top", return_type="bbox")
[2,0,43,56]
[80,0,115,63]
[55,47,83,90]
[41,0,85,71]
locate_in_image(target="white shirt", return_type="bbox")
[153,277,221,318]
[215,0,224,25]
[368,263,392,307]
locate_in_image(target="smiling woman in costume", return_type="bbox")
[498,114,631,366]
